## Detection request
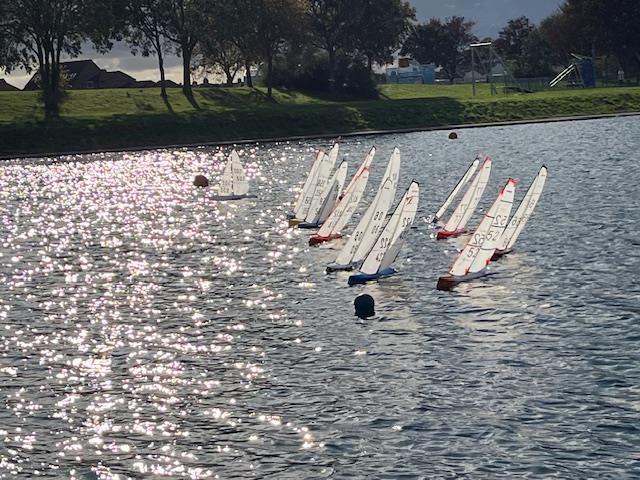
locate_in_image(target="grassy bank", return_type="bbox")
[1,84,639,157]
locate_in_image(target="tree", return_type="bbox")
[203,0,262,88]
[162,0,204,99]
[541,0,640,78]
[1,0,124,119]
[196,35,243,86]
[307,0,354,89]
[350,0,415,72]
[403,16,476,84]
[252,0,306,99]
[495,17,553,77]
[125,0,171,98]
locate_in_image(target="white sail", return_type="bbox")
[293,150,324,218]
[230,150,249,196]
[334,147,401,266]
[311,160,348,224]
[360,181,420,275]
[305,147,339,222]
[217,150,248,197]
[317,148,375,237]
[497,166,548,252]
[343,146,375,194]
[218,154,234,197]
[442,157,492,233]
[449,178,516,276]
[434,156,480,221]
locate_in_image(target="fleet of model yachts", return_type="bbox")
[210,144,547,290]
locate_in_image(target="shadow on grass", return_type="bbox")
[12,91,638,158]
[161,95,175,115]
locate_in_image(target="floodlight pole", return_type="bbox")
[470,42,492,97]
[471,48,476,96]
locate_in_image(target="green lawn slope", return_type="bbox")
[1,84,639,157]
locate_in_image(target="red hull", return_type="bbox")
[436,275,456,291]
[436,228,467,240]
[309,233,342,246]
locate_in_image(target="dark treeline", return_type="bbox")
[1,0,638,119]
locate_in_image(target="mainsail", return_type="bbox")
[496,166,548,252]
[448,178,517,277]
[332,147,401,268]
[433,156,480,222]
[440,157,492,236]
[359,181,420,276]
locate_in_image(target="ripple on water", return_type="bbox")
[1,118,639,478]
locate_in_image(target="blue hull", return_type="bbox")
[348,268,397,286]
[212,194,256,201]
[298,222,322,229]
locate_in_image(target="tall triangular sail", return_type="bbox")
[293,150,324,218]
[305,145,339,222]
[433,156,480,222]
[497,166,548,252]
[333,148,401,268]
[316,148,375,238]
[449,178,517,277]
[219,150,248,197]
[441,157,492,235]
[310,160,348,225]
[360,181,420,275]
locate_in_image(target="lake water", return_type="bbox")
[0,117,639,479]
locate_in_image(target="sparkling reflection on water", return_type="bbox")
[1,117,639,479]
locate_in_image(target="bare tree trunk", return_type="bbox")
[245,61,253,87]
[267,52,273,99]
[182,43,193,98]
[328,48,336,91]
[224,66,234,86]
[158,49,167,98]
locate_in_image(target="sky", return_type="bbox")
[1,0,562,89]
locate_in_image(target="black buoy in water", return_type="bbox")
[193,175,209,187]
[354,294,375,319]
[448,131,458,140]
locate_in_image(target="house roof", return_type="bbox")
[23,59,139,90]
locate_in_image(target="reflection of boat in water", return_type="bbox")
[437,157,492,240]
[288,143,339,226]
[432,156,480,224]
[348,181,419,286]
[493,166,548,260]
[309,147,375,246]
[437,178,516,290]
[327,148,401,272]
[212,150,255,201]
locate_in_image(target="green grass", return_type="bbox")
[1,83,639,156]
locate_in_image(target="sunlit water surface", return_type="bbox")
[0,117,639,479]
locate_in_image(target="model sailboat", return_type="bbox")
[493,166,548,259]
[299,160,348,229]
[309,147,375,246]
[289,143,339,226]
[437,178,517,290]
[212,150,253,200]
[348,181,419,286]
[432,156,480,223]
[326,147,401,272]
[437,157,492,239]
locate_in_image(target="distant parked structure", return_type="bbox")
[0,79,19,91]
[385,58,435,84]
